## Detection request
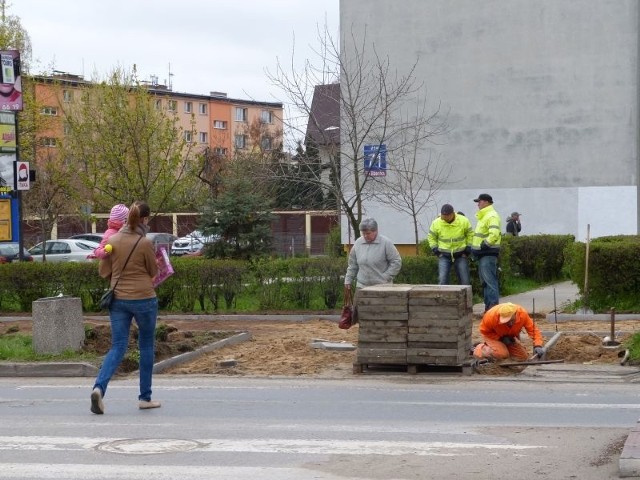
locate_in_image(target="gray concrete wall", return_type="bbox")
[340,0,639,241]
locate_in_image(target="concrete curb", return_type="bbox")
[153,331,251,373]
[0,362,98,377]
[620,424,640,477]
[0,331,254,377]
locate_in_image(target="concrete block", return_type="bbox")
[32,296,84,354]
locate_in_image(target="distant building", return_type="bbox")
[341,0,639,241]
[31,72,283,165]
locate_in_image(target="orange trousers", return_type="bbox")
[473,338,529,361]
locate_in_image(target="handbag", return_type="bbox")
[99,289,114,309]
[99,235,143,310]
[338,287,354,330]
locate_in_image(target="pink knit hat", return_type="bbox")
[109,204,129,223]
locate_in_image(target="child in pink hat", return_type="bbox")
[93,204,129,259]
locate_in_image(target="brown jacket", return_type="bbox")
[98,228,157,300]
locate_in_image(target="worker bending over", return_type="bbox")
[473,302,544,361]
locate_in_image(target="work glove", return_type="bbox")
[533,346,545,358]
[464,247,472,256]
[431,248,440,256]
[480,241,489,251]
[499,336,515,346]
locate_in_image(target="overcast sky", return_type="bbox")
[10,0,339,105]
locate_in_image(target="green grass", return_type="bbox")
[625,332,640,362]
[0,334,98,362]
[501,277,547,296]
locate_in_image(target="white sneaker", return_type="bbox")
[90,388,104,415]
[138,400,161,410]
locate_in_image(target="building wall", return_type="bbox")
[341,0,639,241]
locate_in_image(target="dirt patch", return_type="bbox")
[0,316,637,377]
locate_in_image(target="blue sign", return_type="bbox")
[364,144,387,177]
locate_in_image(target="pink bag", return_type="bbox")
[152,247,174,288]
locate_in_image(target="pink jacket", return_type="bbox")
[93,219,125,259]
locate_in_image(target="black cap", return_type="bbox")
[440,204,454,215]
[473,193,493,203]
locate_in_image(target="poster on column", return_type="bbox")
[0,50,22,112]
[0,152,15,193]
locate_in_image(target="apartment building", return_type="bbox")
[31,72,283,162]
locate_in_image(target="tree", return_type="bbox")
[60,67,205,214]
[266,25,448,237]
[199,166,275,260]
[372,104,452,254]
[0,1,31,70]
[273,140,324,209]
[0,3,73,245]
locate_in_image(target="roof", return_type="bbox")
[305,83,340,146]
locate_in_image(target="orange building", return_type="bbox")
[31,72,283,162]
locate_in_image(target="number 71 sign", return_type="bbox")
[364,144,387,177]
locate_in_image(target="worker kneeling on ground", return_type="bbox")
[473,302,545,361]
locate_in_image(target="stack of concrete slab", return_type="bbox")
[353,284,473,373]
[355,285,412,366]
[407,285,473,365]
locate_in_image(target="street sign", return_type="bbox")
[364,143,387,177]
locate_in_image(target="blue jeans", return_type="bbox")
[93,297,158,402]
[477,255,499,311]
[437,255,471,286]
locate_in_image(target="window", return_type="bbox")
[41,137,57,147]
[199,132,208,143]
[184,131,192,143]
[168,100,177,112]
[234,134,247,149]
[184,101,193,113]
[198,103,207,114]
[235,107,247,122]
[63,123,70,135]
[261,137,272,150]
[63,90,73,103]
[213,147,227,156]
[213,120,227,129]
[41,107,58,116]
[154,99,162,110]
[260,110,273,124]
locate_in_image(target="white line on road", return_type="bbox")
[0,435,545,456]
[0,463,353,480]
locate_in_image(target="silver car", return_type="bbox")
[170,230,217,256]
[29,239,100,263]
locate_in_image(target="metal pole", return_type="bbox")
[15,113,23,261]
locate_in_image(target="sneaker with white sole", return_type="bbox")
[90,388,104,415]
[138,400,161,410]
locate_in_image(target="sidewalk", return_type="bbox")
[472,280,580,316]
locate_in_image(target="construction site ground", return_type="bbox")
[1,315,638,377]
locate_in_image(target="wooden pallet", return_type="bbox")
[353,362,473,376]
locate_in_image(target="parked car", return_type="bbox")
[147,232,177,253]
[69,233,105,244]
[171,230,217,256]
[0,242,33,263]
[29,239,100,263]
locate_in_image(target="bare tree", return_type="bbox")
[266,24,447,236]
[370,101,451,254]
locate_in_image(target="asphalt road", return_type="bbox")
[1,375,639,479]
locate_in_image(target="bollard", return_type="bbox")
[32,296,85,354]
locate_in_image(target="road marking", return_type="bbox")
[0,435,545,456]
[0,463,360,480]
